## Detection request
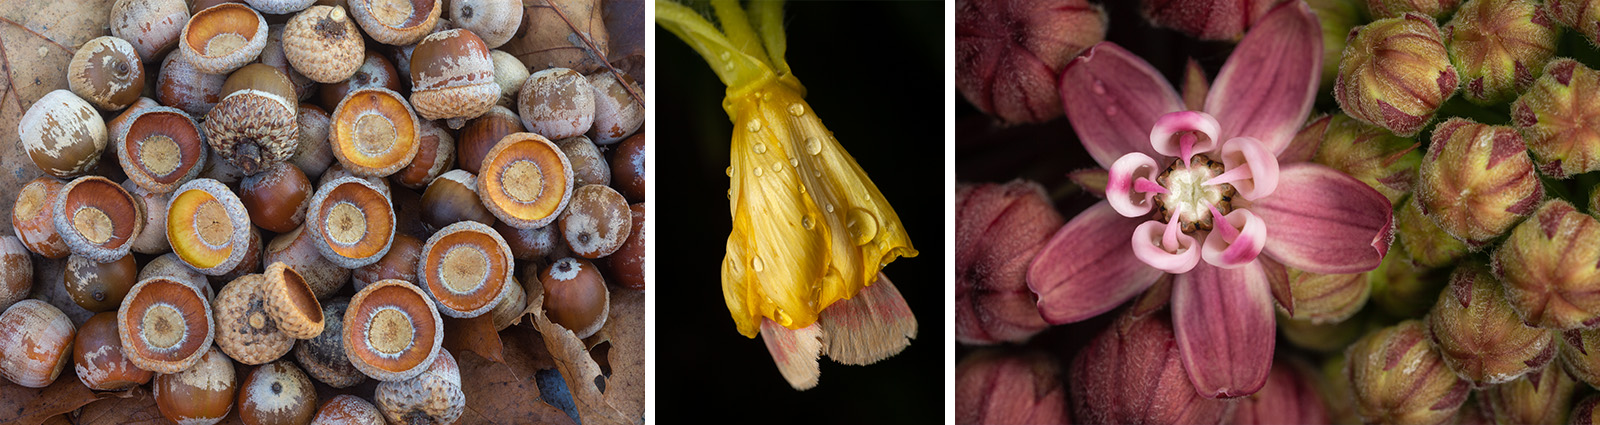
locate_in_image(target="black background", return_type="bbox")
[654,2,944,424]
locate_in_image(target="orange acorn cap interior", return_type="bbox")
[167,184,243,270]
[57,176,143,259]
[119,278,212,371]
[124,109,204,188]
[345,279,440,378]
[478,133,571,228]
[332,88,420,175]
[185,4,262,59]
[313,179,395,261]
[420,222,510,316]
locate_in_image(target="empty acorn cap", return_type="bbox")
[179,3,269,74]
[263,262,324,339]
[117,277,215,374]
[53,176,146,263]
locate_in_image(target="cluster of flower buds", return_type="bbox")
[1558,327,1600,388]
[1335,14,1459,137]
[955,349,1068,424]
[1345,320,1472,425]
[1306,114,1422,205]
[1282,267,1370,324]
[1513,59,1600,178]
[1369,244,1448,318]
[1395,198,1469,268]
[955,0,1107,124]
[1070,308,1234,424]
[1476,358,1579,424]
[1492,199,1600,329]
[955,181,1063,345]
[1444,0,1559,104]
[1138,0,1284,41]
[1368,0,1462,19]
[1550,0,1600,45]
[1425,263,1556,386]
[1230,359,1328,424]
[1415,118,1542,247]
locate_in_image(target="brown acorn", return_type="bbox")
[0,300,75,388]
[264,224,351,299]
[294,298,365,388]
[557,136,609,187]
[117,277,214,374]
[19,90,107,179]
[317,51,404,113]
[605,203,645,290]
[237,361,318,425]
[152,346,236,425]
[352,234,424,292]
[54,176,146,263]
[390,120,455,189]
[13,177,71,259]
[456,105,523,174]
[239,162,313,233]
[0,237,31,312]
[409,29,498,123]
[587,72,643,145]
[156,53,226,117]
[116,106,206,194]
[517,68,594,140]
[121,180,172,255]
[64,253,140,313]
[560,184,632,259]
[68,36,145,111]
[72,312,153,391]
[348,0,441,46]
[420,169,496,232]
[290,103,337,179]
[478,132,573,229]
[611,132,645,202]
[110,0,189,62]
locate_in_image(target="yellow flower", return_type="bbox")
[657,0,918,338]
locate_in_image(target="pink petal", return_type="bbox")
[1251,163,1395,274]
[1202,209,1267,268]
[1029,202,1166,324]
[1060,42,1185,168]
[1132,219,1202,274]
[1173,261,1276,399]
[1150,111,1222,161]
[1203,0,1322,154]
[1207,136,1280,200]
[1108,153,1164,217]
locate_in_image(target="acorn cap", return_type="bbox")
[117,277,214,374]
[167,178,253,275]
[373,349,464,424]
[344,279,443,381]
[117,106,206,193]
[283,5,365,84]
[477,132,574,229]
[349,0,441,46]
[179,3,268,74]
[306,176,396,269]
[203,89,300,176]
[263,262,324,339]
[213,273,294,365]
[53,176,146,263]
[418,221,513,318]
[330,87,422,177]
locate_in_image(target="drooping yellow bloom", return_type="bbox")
[657,0,918,338]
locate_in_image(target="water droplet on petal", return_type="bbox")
[752,256,765,272]
[753,142,767,154]
[825,203,835,213]
[805,137,822,155]
[773,308,791,326]
[720,51,731,61]
[788,103,805,116]
[748,119,763,133]
[789,157,798,167]
[846,208,879,245]
[1092,80,1106,95]
[725,166,733,177]
[754,167,764,177]
[772,162,783,173]
[802,215,815,230]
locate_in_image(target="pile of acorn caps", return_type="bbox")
[0,0,645,423]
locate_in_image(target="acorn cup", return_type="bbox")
[1513,59,1600,178]
[1492,199,1600,330]
[1415,118,1542,248]
[1476,357,1577,425]
[1395,197,1469,268]
[1425,263,1557,387]
[1335,14,1459,137]
[1445,0,1559,105]
[1345,320,1472,425]
[1310,114,1422,207]
[955,181,1061,345]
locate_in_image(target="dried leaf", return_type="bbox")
[0,369,113,425]
[456,349,578,425]
[444,314,506,364]
[530,287,637,425]
[73,387,165,425]
[509,0,610,74]
[602,0,644,81]
[596,288,644,420]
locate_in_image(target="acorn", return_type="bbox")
[265,224,351,299]
[495,220,563,261]
[65,253,140,313]
[1426,263,1556,386]
[290,103,337,179]
[73,312,153,391]
[489,50,527,108]
[456,105,523,174]
[54,176,146,263]
[517,68,594,140]
[245,0,316,14]
[587,72,643,145]
[1513,59,1600,178]
[330,87,422,177]
[418,221,514,318]
[611,132,645,202]
[0,300,75,388]
[238,360,318,425]
[317,51,404,113]
[373,349,464,424]
[390,119,454,189]
[19,90,107,178]
[0,237,30,313]
[1335,14,1458,136]
[68,36,145,111]
[1493,199,1600,330]
[180,3,269,74]
[116,105,206,193]
[420,169,495,231]
[108,97,158,148]
[284,5,364,83]
[220,63,299,109]
[312,395,385,424]
[260,24,316,101]
[606,203,645,290]
[1444,0,1558,104]
[344,279,443,381]
[558,136,609,187]
[167,178,254,275]
[1416,118,1541,247]
[409,29,498,123]
[137,252,213,301]
[306,176,397,268]
[478,132,573,229]
[239,162,312,233]
[293,298,365,388]
[488,277,526,331]
[561,184,632,259]
[156,53,226,117]
[448,0,520,48]
[110,0,189,62]
[199,147,249,185]
[12,177,71,259]
[352,234,424,292]
[541,257,609,339]
[214,273,294,365]
[210,226,265,286]
[116,277,214,374]
[349,0,442,46]
[1346,320,1471,425]
[153,346,236,425]
[203,88,300,175]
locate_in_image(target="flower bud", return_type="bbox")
[1493,199,1600,330]
[1232,358,1330,424]
[955,349,1068,424]
[1280,310,1368,353]
[1395,197,1469,268]
[955,181,1063,345]
[1573,394,1600,425]
[1071,309,1234,425]
[1367,0,1461,19]
[1284,267,1370,324]
[1425,263,1557,386]
[1371,238,1451,318]
[1477,358,1578,425]
[1315,354,1364,425]
[1345,320,1472,425]
[1335,14,1459,136]
[1445,0,1559,104]
[1140,0,1284,41]
[1512,59,1600,178]
[956,0,1107,124]
[1550,0,1600,45]
[1309,0,1364,89]
[1558,327,1600,388]
[1416,118,1542,247]
[1312,114,1422,206]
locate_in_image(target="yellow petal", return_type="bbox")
[721,80,918,337]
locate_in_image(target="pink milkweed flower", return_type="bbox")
[1029,1,1395,399]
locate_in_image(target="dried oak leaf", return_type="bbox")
[456,347,578,425]
[595,288,644,421]
[444,314,506,364]
[73,387,165,425]
[508,0,611,74]
[529,287,638,425]
[602,0,643,81]
[0,369,115,425]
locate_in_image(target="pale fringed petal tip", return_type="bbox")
[1173,261,1277,399]
[819,274,917,366]
[721,82,918,338]
[1059,42,1185,168]
[1204,0,1323,154]
[760,319,825,390]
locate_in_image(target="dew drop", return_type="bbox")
[727,189,733,200]
[752,142,767,154]
[725,166,733,177]
[825,203,835,213]
[746,119,762,133]
[774,308,791,326]
[813,170,822,178]
[752,256,765,272]
[789,157,798,167]
[788,103,805,116]
[806,137,822,155]
[1092,80,1106,95]
[772,161,783,173]
[754,167,764,177]
[720,51,731,62]
[802,215,815,230]
[846,208,879,245]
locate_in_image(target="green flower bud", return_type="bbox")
[1285,267,1371,324]
[1445,0,1560,104]
[1512,59,1600,178]
[1557,327,1600,388]
[1346,320,1472,425]
[1310,0,1365,90]
[1396,197,1469,268]
[1336,14,1459,137]
[1280,309,1370,353]
[1477,358,1578,425]
[1372,238,1452,318]
[1425,263,1557,386]
[1313,114,1423,206]
[1550,0,1600,45]
[1570,394,1600,425]
[1416,118,1543,248]
[1317,354,1365,425]
[1493,199,1600,330]
[1368,0,1460,19]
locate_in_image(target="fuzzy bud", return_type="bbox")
[1512,59,1600,178]
[1335,14,1459,136]
[1315,354,1364,425]
[1558,327,1600,388]
[955,0,1106,124]
[1477,358,1578,425]
[1280,310,1368,353]
[1425,263,1557,386]
[1139,0,1286,41]
[1573,394,1600,425]
[1071,310,1235,425]
[1445,0,1559,104]
[955,349,1069,424]
[1232,359,1330,424]
[1550,0,1600,45]
[1367,0,1461,19]
[1312,114,1422,206]
[1283,267,1370,324]
[955,181,1063,345]
[1416,118,1542,247]
[1493,199,1600,330]
[1395,198,1469,268]
[1371,238,1451,318]
[1309,0,1363,89]
[1345,320,1472,425]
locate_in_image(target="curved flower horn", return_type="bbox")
[1150,111,1222,165]
[1201,207,1267,268]
[1107,153,1166,218]
[1205,137,1280,200]
[1131,219,1201,273]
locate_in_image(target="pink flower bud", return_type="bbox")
[1345,320,1472,425]
[1425,263,1557,386]
[956,181,1063,345]
[1493,199,1600,330]
[1445,0,1559,104]
[956,0,1106,124]
[1232,359,1330,424]
[956,349,1069,424]
[1070,310,1235,424]
[1335,14,1459,137]
[1416,118,1542,247]
[1512,59,1600,178]
[1140,0,1286,41]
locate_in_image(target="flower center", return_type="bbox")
[1155,155,1237,233]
